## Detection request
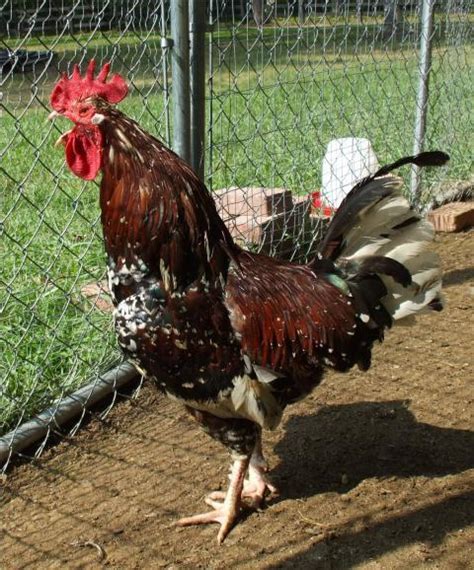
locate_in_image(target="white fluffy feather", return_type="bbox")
[228,375,282,429]
[169,374,283,430]
[340,175,443,323]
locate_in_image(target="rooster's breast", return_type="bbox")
[113,280,245,405]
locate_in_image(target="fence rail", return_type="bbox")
[1,0,472,470]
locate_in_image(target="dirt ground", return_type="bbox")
[1,230,473,570]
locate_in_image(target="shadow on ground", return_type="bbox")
[268,490,474,569]
[442,266,474,286]
[272,400,474,499]
[267,400,474,568]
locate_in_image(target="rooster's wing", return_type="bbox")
[225,251,366,376]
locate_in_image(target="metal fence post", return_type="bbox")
[161,0,172,146]
[189,0,206,180]
[206,0,215,191]
[411,0,435,200]
[170,0,191,163]
[0,362,139,469]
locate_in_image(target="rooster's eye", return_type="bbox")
[78,107,89,116]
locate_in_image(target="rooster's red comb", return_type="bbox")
[50,59,128,112]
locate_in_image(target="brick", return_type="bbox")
[228,195,325,262]
[213,187,293,220]
[230,213,284,246]
[81,281,114,313]
[427,201,474,232]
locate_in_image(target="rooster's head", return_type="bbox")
[49,59,128,180]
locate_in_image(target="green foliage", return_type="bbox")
[207,49,472,196]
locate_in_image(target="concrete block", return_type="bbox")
[229,194,324,262]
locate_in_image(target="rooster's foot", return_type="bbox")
[177,502,243,544]
[177,457,249,543]
[206,462,277,509]
[245,462,278,507]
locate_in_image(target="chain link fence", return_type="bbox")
[1,0,472,469]
[0,0,174,467]
[206,0,472,257]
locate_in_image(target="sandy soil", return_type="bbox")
[1,230,473,570]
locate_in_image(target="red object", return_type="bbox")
[50,59,128,112]
[311,191,334,217]
[64,124,103,180]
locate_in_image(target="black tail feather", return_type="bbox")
[374,151,450,178]
[428,297,444,312]
[354,256,412,287]
[348,278,393,331]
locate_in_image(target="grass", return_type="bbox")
[0,19,473,435]
[207,48,473,194]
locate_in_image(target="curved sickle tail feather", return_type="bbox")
[314,151,449,328]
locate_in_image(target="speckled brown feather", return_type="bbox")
[94,107,245,403]
[225,251,366,375]
[101,117,232,266]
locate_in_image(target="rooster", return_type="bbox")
[49,60,448,543]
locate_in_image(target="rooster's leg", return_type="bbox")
[245,445,278,507]
[207,430,277,508]
[177,455,249,543]
[182,407,264,542]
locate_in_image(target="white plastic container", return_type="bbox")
[322,137,380,209]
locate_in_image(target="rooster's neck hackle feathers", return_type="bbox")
[98,109,236,298]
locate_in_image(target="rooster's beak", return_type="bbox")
[55,130,72,147]
[49,110,69,146]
